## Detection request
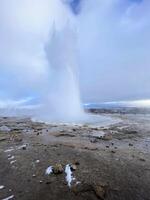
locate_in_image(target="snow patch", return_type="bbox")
[65,164,74,187]
[0,185,5,189]
[4,148,14,153]
[8,156,15,160]
[17,144,27,150]
[2,195,14,200]
[76,181,81,185]
[10,160,16,165]
[45,166,53,175]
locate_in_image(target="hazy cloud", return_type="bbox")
[0,0,149,104]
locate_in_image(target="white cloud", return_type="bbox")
[76,0,150,102]
[0,0,150,105]
[0,0,73,98]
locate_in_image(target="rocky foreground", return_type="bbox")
[0,113,150,200]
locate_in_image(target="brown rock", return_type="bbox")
[71,183,93,194]
[94,184,106,199]
[70,164,77,171]
[53,164,63,174]
[74,161,80,166]
[102,134,112,141]
[72,182,107,200]
[14,137,22,142]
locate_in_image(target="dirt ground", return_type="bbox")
[0,113,150,200]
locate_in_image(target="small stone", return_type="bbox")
[90,138,97,143]
[106,146,109,148]
[22,145,26,150]
[0,138,7,142]
[32,174,36,177]
[74,161,80,166]
[53,164,63,174]
[15,137,22,142]
[111,150,116,153]
[46,181,51,185]
[70,164,77,171]
[39,181,43,184]
[102,134,112,141]
[129,143,133,146]
[94,184,106,200]
[139,158,145,162]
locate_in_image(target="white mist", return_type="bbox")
[36,23,84,122]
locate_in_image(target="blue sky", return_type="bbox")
[69,0,81,14]
[68,0,142,14]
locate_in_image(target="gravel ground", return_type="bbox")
[0,113,150,200]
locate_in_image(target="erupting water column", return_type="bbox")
[40,24,84,122]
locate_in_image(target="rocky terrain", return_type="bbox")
[0,113,150,200]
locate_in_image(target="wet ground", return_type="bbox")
[0,113,150,200]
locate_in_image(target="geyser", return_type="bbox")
[36,24,116,125]
[37,23,84,122]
